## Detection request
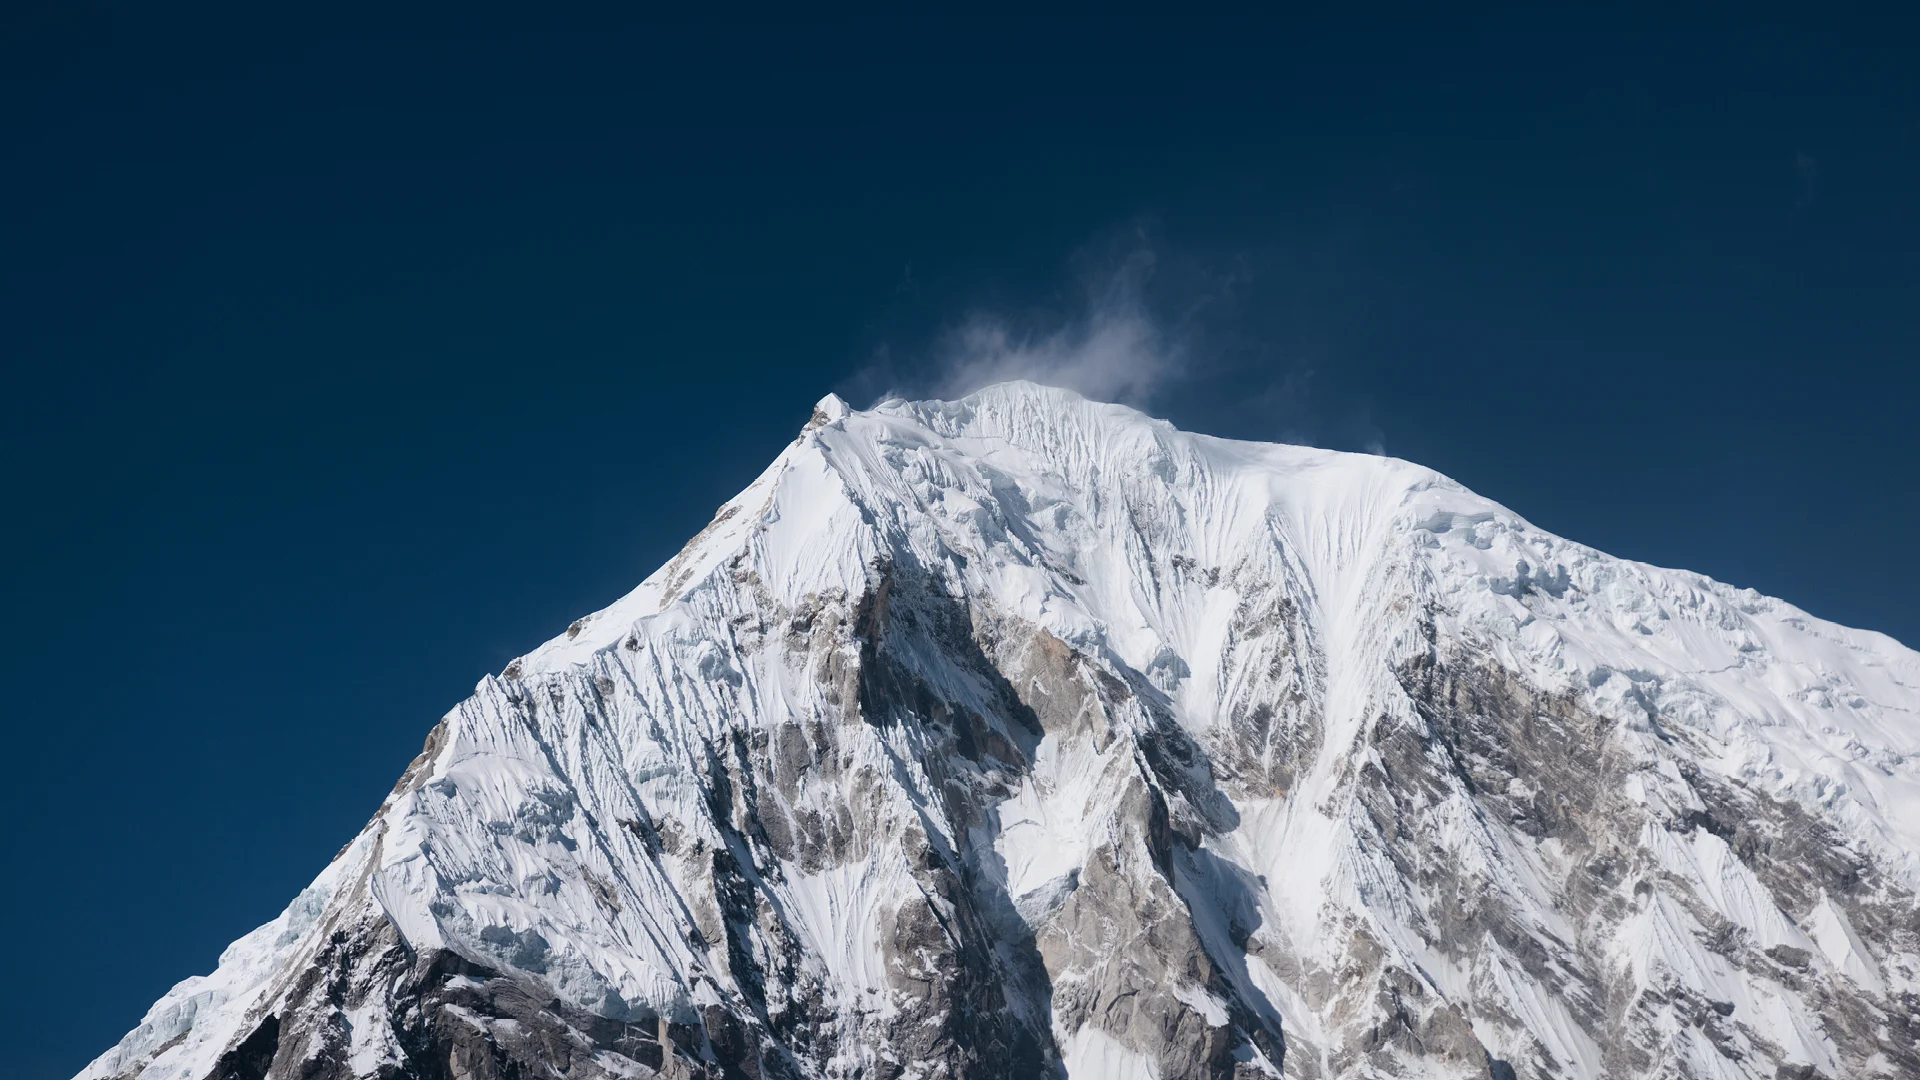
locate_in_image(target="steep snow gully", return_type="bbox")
[83,383,1920,1080]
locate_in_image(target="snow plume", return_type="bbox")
[845,233,1389,455]
[930,253,1180,406]
[857,240,1187,408]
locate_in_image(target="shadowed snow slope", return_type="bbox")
[81,383,1920,1080]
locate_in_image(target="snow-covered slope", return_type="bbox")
[81,383,1920,1080]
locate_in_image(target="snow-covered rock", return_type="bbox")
[81,382,1920,1079]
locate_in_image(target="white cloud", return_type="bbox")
[931,301,1179,405]
[876,243,1185,407]
[843,233,1384,455]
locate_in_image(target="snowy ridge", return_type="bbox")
[82,382,1920,1080]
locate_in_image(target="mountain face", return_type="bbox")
[81,383,1920,1080]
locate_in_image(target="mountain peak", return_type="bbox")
[82,389,1920,1080]
[808,392,852,430]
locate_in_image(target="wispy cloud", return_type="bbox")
[931,295,1177,406]
[844,229,1387,455]
[857,238,1185,408]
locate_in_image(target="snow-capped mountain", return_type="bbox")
[81,382,1920,1080]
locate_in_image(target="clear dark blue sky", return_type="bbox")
[5,8,1916,1076]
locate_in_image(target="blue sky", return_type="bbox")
[4,9,1916,1076]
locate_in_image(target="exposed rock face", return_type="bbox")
[81,384,1920,1080]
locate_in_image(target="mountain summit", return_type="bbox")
[83,383,1920,1080]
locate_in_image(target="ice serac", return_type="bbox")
[81,382,1920,1080]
